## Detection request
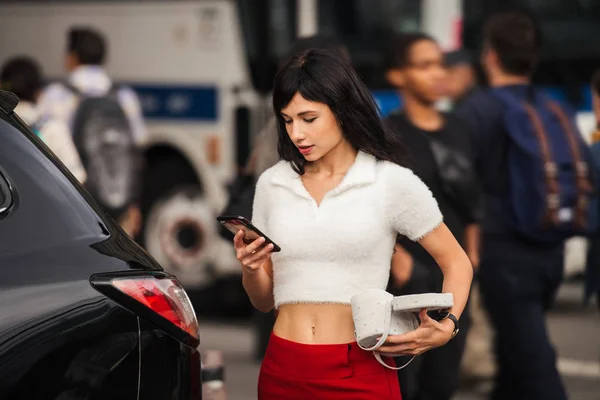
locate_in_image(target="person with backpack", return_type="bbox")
[585,69,600,312]
[456,12,594,400]
[0,56,87,184]
[382,33,480,400]
[38,27,146,237]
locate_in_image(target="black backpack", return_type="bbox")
[66,82,142,219]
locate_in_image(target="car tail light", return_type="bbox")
[111,276,199,340]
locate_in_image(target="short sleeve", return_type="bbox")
[384,164,443,241]
[251,172,270,230]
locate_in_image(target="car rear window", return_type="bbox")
[0,118,108,254]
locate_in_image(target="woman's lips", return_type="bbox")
[298,145,314,155]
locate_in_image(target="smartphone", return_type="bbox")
[217,215,281,252]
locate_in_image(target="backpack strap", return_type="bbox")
[62,80,82,96]
[547,101,594,229]
[62,80,118,97]
[107,82,119,96]
[593,91,600,142]
[522,103,561,227]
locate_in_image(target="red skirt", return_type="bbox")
[258,333,402,400]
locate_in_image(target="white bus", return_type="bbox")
[0,0,594,293]
[0,0,281,293]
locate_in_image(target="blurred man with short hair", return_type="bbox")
[457,13,570,400]
[585,69,600,312]
[38,27,146,238]
[383,33,480,400]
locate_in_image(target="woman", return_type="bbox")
[232,49,473,399]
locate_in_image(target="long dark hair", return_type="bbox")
[273,48,407,175]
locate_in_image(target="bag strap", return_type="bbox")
[374,352,416,371]
[356,299,392,353]
[547,101,594,229]
[62,80,82,97]
[355,299,416,371]
[522,103,561,227]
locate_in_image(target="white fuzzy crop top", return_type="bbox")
[252,151,443,308]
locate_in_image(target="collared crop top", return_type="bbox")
[251,151,443,308]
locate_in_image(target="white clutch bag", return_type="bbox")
[350,289,454,370]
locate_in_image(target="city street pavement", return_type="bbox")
[196,281,600,400]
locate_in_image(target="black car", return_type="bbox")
[0,90,202,399]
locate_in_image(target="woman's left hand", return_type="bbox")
[375,309,455,356]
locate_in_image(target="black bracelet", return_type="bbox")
[436,311,460,338]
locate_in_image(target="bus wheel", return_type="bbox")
[144,186,216,289]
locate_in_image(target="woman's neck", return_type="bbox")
[306,140,358,176]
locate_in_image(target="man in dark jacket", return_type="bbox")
[456,12,569,400]
[586,69,600,312]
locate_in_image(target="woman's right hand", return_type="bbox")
[234,230,274,274]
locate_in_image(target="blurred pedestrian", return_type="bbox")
[0,56,87,184]
[585,69,600,311]
[444,49,479,109]
[383,33,480,400]
[443,50,495,387]
[38,27,146,238]
[232,48,473,399]
[456,12,593,400]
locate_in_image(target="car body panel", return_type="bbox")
[139,319,203,400]
[0,98,201,399]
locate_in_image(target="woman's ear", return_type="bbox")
[385,69,405,88]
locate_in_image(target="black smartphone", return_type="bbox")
[217,215,281,252]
